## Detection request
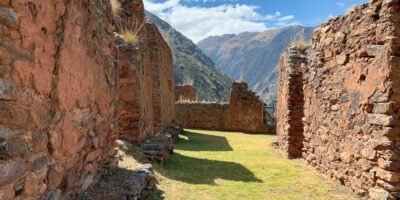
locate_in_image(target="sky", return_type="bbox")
[144,0,368,43]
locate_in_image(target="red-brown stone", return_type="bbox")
[176,82,268,133]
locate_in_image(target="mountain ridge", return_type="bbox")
[197,25,314,105]
[145,11,233,101]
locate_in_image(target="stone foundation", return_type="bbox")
[176,82,268,133]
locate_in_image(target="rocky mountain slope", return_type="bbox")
[145,11,233,101]
[197,25,314,104]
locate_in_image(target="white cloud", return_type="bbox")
[336,2,345,7]
[144,0,298,42]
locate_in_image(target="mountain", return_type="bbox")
[197,25,314,105]
[145,11,233,101]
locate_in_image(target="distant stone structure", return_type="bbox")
[176,82,268,133]
[175,85,197,102]
[276,0,400,199]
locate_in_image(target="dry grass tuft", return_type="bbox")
[122,29,139,45]
[110,0,121,16]
[291,40,308,51]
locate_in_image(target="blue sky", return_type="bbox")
[144,0,368,42]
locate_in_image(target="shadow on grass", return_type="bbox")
[155,152,262,185]
[176,130,233,151]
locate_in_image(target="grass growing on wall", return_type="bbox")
[119,130,357,200]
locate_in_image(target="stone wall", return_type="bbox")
[116,0,175,142]
[225,82,267,133]
[176,82,268,133]
[0,0,118,199]
[175,103,228,130]
[175,85,197,102]
[276,46,307,158]
[276,0,400,198]
[147,24,175,133]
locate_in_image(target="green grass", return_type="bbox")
[119,129,357,200]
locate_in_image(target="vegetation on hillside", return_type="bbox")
[145,11,233,101]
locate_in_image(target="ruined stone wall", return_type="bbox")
[117,0,175,142]
[276,47,307,158]
[175,103,228,130]
[0,0,118,199]
[175,85,197,102]
[303,0,400,198]
[117,0,154,143]
[225,82,267,133]
[147,24,175,133]
[176,82,267,133]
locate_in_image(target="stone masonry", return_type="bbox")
[225,82,267,133]
[0,0,177,199]
[176,82,268,133]
[147,23,175,134]
[175,85,197,102]
[0,0,118,199]
[276,46,307,158]
[117,0,175,143]
[277,0,400,199]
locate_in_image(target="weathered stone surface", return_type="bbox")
[0,161,25,185]
[276,46,307,158]
[367,114,397,126]
[0,0,118,198]
[369,188,391,200]
[277,0,400,198]
[79,164,157,200]
[176,82,268,133]
[117,0,175,143]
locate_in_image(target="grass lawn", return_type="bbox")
[119,129,358,200]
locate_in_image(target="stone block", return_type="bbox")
[369,188,391,200]
[0,161,25,185]
[0,184,14,200]
[376,168,400,183]
[0,80,17,100]
[367,114,397,126]
[0,7,18,29]
[336,53,349,65]
[0,102,28,129]
[46,164,64,190]
[373,103,393,114]
[6,138,29,158]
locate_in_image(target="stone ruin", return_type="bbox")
[116,0,175,143]
[176,82,268,133]
[276,0,400,199]
[175,85,197,102]
[0,0,177,199]
[276,46,307,158]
